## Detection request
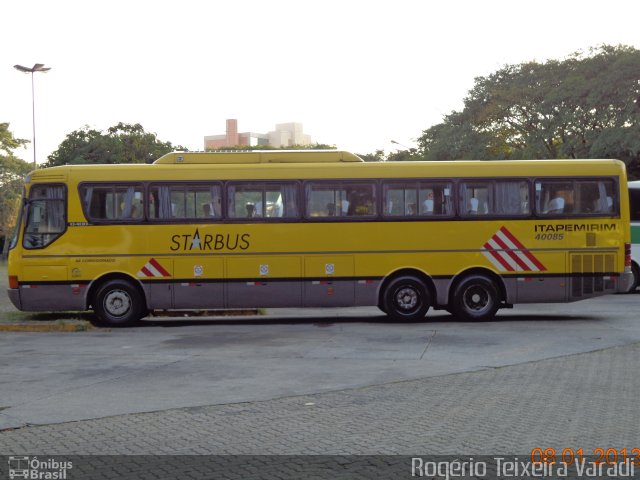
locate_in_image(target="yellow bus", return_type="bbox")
[6,150,633,326]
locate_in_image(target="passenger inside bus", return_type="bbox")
[546,196,565,214]
[202,203,214,217]
[246,203,256,217]
[593,196,613,213]
[468,197,480,214]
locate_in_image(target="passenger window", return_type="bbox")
[536,181,572,215]
[383,182,452,217]
[227,182,298,219]
[461,183,491,216]
[149,184,222,220]
[494,180,530,215]
[306,183,376,218]
[575,180,616,215]
[81,184,144,221]
[535,179,615,216]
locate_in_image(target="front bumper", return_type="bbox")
[7,288,22,310]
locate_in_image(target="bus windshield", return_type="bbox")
[23,184,66,249]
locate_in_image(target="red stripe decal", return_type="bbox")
[499,226,526,249]
[149,258,171,277]
[499,226,546,271]
[484,242,514,271]
[491,234,529,271]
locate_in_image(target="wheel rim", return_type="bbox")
[103,289,132,318]
[462,284,492,314]
[394,286,419,312]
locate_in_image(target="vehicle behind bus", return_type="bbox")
[628,180,640,292]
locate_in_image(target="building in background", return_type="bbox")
[204,119,312,149]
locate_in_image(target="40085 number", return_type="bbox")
[535,233,565,241]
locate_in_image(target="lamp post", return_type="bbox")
[14,63,51,168]
[390,139,411,150]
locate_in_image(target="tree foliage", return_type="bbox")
[417,45,640,178]
[1,122,28,154]
[0,123,31,254]
[44,123,187,167]
[357,150,386,162]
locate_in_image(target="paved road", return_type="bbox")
[0,294,638,464]
[1,341,637,455]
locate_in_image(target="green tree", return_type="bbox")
[418,45,640,177]
[356,149,422,162]
[1,122,28,154]
[386,148,422,162]
[0,123,31,256]
[45,122,187,167]
[357,150,386,162]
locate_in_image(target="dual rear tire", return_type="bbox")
[381,274,501,322]
[450,275,500,322]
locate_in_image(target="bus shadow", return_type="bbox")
[138,312,599,328]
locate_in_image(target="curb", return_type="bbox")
[0,323,94,333]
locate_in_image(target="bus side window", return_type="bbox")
[592,180,615,214]
[383,182,452,218]
[345,185,375,216]
[494,180,529,215]
[537,181,572,215]
[461,184,490,216]
[382,183,415,217]
[229,182,298,219]
[575,181,601,214]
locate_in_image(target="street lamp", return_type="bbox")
[14,63,51,168]
[390,139,411,150]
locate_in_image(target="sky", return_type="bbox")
[3,0,640,165]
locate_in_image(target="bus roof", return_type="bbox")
[153,150,364,164]
[27,157,628,184]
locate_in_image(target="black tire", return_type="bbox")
[451,275,500,322]
[628,262,639,293]
[382,276,431,322]
[93,279,145,327]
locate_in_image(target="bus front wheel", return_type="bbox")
[383,276,431,322]
[93,279,145,327]
[451,275,500,322]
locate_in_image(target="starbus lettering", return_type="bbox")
[170,229,250,251]
[534,223,616,233]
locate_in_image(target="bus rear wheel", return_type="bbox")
[383,276,431,322]
[451,275,500,322]
[93,279,145,327]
